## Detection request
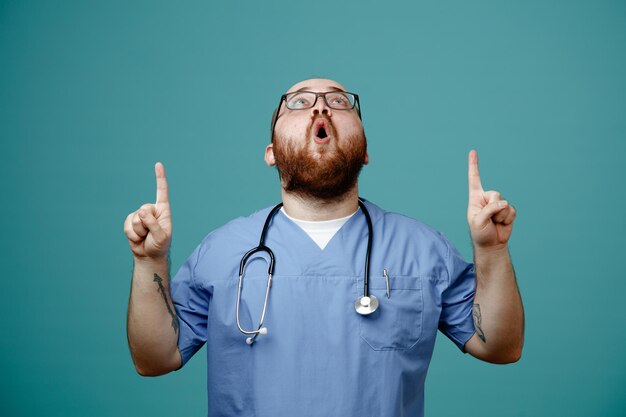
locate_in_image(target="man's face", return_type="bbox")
[265,78,369,200]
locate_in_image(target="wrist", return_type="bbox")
[133,255,170,270]
[472,243,513,280]
[473,244,512,270]
[473,242,509,257]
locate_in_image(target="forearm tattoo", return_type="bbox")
[472,303,486,343]
[153,273,179,333]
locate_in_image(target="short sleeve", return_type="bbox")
[437,235,476,352]
[170,244,208,367]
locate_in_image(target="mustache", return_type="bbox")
[307,116,334,139]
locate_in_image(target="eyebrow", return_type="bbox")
[290,86,347,93]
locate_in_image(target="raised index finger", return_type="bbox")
[468,149,483,194]
[155,162,169,204]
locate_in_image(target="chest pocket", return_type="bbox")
[356,271,423,351]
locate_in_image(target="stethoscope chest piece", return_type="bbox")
[355,294,379,315]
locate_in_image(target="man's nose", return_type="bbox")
[310,95,332,117]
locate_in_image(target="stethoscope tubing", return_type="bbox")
[359,199,373,299]
[236,199,374,344]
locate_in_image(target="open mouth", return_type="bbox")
[313,118,331,142]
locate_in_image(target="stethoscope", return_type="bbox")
[236,198,377,345]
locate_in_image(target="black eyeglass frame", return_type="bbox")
[270,91,361,141]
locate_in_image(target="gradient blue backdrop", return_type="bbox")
[1,1,625,416]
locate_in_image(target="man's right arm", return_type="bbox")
[124,162,182,376]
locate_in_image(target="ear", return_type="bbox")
[265,143,276,166]
[364,151,369,165]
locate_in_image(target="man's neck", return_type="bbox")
[280,186,360,221]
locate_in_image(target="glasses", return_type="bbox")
[284,91,359,111]
[271,90,361,140]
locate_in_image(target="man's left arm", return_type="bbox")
[463,150,524,364]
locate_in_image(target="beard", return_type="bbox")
[272,126,367,201]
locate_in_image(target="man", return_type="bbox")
[124,78,524,416]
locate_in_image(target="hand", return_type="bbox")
[124,162,172,261]
[467,150,516,250]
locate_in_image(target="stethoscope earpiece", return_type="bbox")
[244,327,268,346]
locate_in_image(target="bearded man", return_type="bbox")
[124,78,524,417]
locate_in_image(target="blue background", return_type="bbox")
[1,1,625,415]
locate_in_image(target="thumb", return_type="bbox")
[138,209,169,247]
[473,200,508,228]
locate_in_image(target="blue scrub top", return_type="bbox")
[171,200,476,417]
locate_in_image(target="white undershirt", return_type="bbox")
[281,207,358,250]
